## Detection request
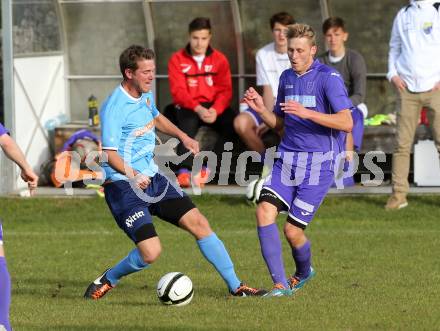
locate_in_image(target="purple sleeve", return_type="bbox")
[0,123,10,136]
[324,72,353,113]
[273,74,285,118]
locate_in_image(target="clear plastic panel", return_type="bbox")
[69,79,121,121]
[62,2,147,75]
[239,0,324,73]
[150,1,236,75]
[12,0,61,54]
[328,0,408,73]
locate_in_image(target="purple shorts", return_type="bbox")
[243,107,263,126]
[352,107,364,152]
[261,153,334,228]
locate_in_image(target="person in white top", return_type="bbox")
[386,0,440,210]
[234,12,295,156]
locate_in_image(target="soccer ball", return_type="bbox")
[156,272,193,306]
[246,177,265,204]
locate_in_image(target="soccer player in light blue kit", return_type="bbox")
[0,123,38,330]
[243,24,353,296]
[84,45,266,299]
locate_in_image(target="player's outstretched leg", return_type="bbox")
[256,202,292,297]
[0,257,11,331]
[284,223,315,292]
[84,246,151,300]
[179,208,267,296]
[0,222,12,331]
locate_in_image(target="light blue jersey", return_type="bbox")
[100,84,160,181]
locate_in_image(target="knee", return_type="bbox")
[283,223,305,246]
[140,244,161,264]
[233,115,249,135]
[182,209,212,239]
[256,202,277,226]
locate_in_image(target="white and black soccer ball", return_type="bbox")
[156,272,193,306]
[246,177,265,204]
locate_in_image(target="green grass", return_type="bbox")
[1,194,440,330]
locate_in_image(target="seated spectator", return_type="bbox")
[166,17,236,188]
[318,17,368,187]
[234,12,295,172]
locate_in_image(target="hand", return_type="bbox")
[181,135,200,155]
[243,87,266,114]
[195,105,209,120]
[202,108,217,124]
[256,123,270,137]
[345,150,354,162]
[133,173,151,190]
[432,82,440,92]
[20,167,38,196]
[281,100,312,119]
[391,75,407,92]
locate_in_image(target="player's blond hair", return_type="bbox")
[286,23,316,46]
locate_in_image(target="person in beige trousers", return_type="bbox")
[386,0,440,210]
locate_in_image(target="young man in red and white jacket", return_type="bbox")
[167,17,236,188]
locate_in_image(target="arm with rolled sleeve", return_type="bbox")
[387,13,402,82]
[211,53,232,115]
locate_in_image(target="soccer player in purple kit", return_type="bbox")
[0,123,38,330]
[243,23,353,296]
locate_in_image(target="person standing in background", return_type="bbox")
[385,0,440,210]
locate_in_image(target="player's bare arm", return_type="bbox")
[262,85,275,111]
[243,87,284,131]
[105,149,150,189]
[0,134,38,195]
[281,100,353,132]
[155,114,200,155]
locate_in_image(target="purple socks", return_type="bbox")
[258,223,288,288]
[0,257,11,331]
[292,240,312,280]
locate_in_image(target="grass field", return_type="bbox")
[1,194,440,330]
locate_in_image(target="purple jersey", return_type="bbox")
[274,59,353,156]
[0,124,9,137]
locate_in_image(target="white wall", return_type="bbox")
[13,55,67,190]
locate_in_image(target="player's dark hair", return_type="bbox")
[322,17,346,34]
[189,17,211,33]
[287,23,317,46]
[270,12,295,30]
[119,45,155,80]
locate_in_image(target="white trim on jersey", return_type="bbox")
[119,84,142,102]
[288,213,309,226]
[293,198,315,213]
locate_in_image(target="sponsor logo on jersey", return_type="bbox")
[285,95,316,108]
[206,76,213,86]
[423,22,433,35]
[134,119,155,137]
[285,84,294,89]
[180,64,192,73]
[125,210,145,228]
[187,78,198,87]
